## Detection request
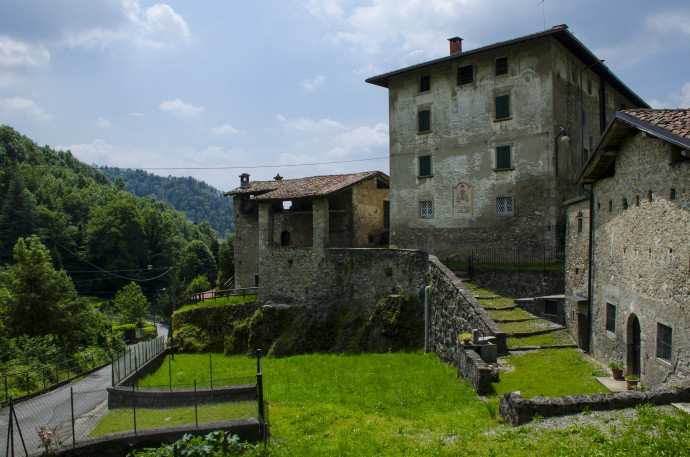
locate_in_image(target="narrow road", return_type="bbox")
[1,324,168,455]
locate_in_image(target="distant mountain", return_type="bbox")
[99,167,234,236]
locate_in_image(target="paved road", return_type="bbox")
[1,325,168,455]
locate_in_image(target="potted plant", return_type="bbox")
[458,333,472,345]
[625,374,640,390]
[609,362,624,379]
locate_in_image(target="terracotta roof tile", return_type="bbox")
[621,109,690,140]
[225,171,388,200]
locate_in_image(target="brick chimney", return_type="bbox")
[240,173,250,188]
[448,37,463,55]
[273,173,283,181]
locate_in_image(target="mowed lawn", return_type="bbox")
[119,352,690,456]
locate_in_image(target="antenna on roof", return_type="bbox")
[537,0,546,29]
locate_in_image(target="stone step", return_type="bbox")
[493,317,540,323]
[475,295,501,299]
[505,325,566,337]
[482,305,519,311]
[507,343,578,351]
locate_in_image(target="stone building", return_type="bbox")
[225,171,390,289]
[366,25,648,257]
[565,109,690,388]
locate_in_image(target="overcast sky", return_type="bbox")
[2,0,689,191]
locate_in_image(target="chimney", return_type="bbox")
[273,173,283,181]
[448,37,463,55]
[239,173,250,188]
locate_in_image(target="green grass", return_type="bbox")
[100,351,690,456]
[176,295,258,313]
[90,401,257,436]
[500,319,561,334]
[507,329,575,347]
[136,353,256,389]
[488,307,535,321]
[491,348,609,399]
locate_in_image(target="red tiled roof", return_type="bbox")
[620,109,690,140]
[224,171,388,200]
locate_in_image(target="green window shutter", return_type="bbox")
[495,95,510,119]
[419,155,432,176]
[496,145,511,169]
[383,201,390,229]
[418,109,431,132]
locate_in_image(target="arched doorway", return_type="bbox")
[626,314,641,376]
[280,230,292,247]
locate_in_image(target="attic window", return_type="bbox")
[282,200,292,211]
[458,65,474,85]
[495,57,508,76]
[420,74,430,93]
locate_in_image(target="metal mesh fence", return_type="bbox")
[112,336,166,386]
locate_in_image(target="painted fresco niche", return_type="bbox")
[453,182,474,219]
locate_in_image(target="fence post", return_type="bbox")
[194,380,198,427]
[133,383,137,435]
[26,372,30,396]
[169,355,172,391]
[111,356,115,386]
[210,353,213,389]
[4,375,7,401]
[71,387,76,449]
[257,349,264,429]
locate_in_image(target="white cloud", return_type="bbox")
[0,97,52,121]
[0,36,50,67]
[649,82,690,109]
[212,123,242,135]
[328,123,389,157]
[62,0,190,50]
[130,112,145,117]
[302,75,325,90]
[95,117,111,128]
[159,98,205,118]
[303,0,344,20]
[276,114,346,132]
[647,11,690,36]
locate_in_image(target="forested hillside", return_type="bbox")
[100,167,234,236]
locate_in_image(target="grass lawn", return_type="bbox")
[506,329,575,348]
[176,295,258,313]
[500,318,561,334]
[99,351,690,456]
[487,307,535,321]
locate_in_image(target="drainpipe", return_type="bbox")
[424,286,431,353]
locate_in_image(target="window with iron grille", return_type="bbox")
[496,145,511,169]
[495,95,510,119]
[495,57,508,76]
[418,109,431,132]
[606,303,616,332]
[419,200,433,218]
[418,154,432,177]
[457,65,473,85]
[496,196,514,216]
[420,74,430,93]
[656,323,672,362]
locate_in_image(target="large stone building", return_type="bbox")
[366,25,648,257]
[565,109,689,388]
[225,171,390,289]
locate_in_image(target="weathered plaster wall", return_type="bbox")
[590,133,689,388]
[352,179,390,247]
[234,196,259,288]
[259,248,428,308]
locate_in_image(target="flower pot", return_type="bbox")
[611,368,623,379]
[626,379,639,390]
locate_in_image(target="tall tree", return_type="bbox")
[113,282,149,325]
[0,175,38,264]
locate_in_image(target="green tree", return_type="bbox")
[185,274,211,299]
[0,236,79,340]
[113,282,149,325]
[178,239,217,290]
[0,174,38,263]
[217,235,234,287]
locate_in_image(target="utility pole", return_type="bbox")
[171,265,176,361]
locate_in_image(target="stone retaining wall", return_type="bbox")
[499,387,690,426]
[107,384,257,409]
[428,256,507,365]
[469,269,564,298]
[457,348,493,395]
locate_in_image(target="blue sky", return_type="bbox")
[1,0,689,191]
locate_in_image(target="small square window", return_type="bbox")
[544,300,558,316]
[254,274,260,286]
[418,109,431,133]
[420,74,430,93]
[495,57,508,76]
[418,155,432,177]
[606,303,616,332]
[656,323,672,362]
[496,145,511,169]
[496,196,514,216]
[457,65,473,85]
[419,200,433,218]
[495,95,510,120]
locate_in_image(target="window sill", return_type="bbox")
[417,174,434,179]
[496,213,514,217]
[655,357,672,367]
[493,117,512,122]
[417,130,432,135]
[493,167,514,172]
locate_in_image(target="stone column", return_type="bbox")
[312,198,329,249]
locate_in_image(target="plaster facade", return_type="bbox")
[367,25,647,258]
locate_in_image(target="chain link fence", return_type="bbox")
[111,336,166,387]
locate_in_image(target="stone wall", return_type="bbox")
[259,247,429,308]
[514,296,566,326]
[469,269,564,298]
[499,387,690,426]
[457,347,494,395]
[428,256,507,364]
[563,196,591,344]
[589,134,689,388]
[233,196,260,288]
